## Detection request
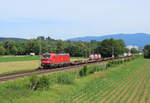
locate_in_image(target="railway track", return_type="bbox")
[0,56,131,82]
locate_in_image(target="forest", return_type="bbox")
[0,36,133,57]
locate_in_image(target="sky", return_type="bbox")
[0,0,150,40]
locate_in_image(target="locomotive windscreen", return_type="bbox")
[42,55,50,59]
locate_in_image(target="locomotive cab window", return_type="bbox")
[42,55,50,59]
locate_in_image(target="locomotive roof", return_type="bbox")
[42,53,69,55]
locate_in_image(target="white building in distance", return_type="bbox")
[127,45,139,50]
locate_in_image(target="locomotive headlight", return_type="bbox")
[48,61,51,64]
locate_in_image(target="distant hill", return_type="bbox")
[0,37,26,42]
[69,33,150,49]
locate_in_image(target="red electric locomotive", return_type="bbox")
[41,53,70,68]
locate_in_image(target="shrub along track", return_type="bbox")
[0,56,130,82]
[57,57,150,103]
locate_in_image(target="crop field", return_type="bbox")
[0,56,87,74]
[0,60,40,74]
[56,57,150,103]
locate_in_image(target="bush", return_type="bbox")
[36,75,50,90]
[111,61,115,65]
[121,60,123,63]
[106,58,133,69]
[79,65,87,77]
[87,65,97,74]
[127,58,130,62]
[99,64,107,71]
[96,64,101,72]
[144,45,150,58]
[79,64,106,76]
[56,72,74,84]
[119,60,122,64]
[29,74,39,90]
[124,59,127,62]
[106,61,112,68]
[29,74,50,90]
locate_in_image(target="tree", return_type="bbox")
[3,40,15,55]
[37,36,45,41]
[96,38,126,57]
[25,39,40,55]
[89,40,98,54]
[10,46,18,55]
[110,39,127,57]
[15,42,26,55]
[0,36,128,58]
[0,45,6,55]
[56,40,65,53]
[131,48,138,54]
[17,46,25,55]
[96,39,115,57]
[144,45,150,58]
[124,48,129,53]
[65,42,88,57]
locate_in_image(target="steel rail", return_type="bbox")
[0,56,131,82]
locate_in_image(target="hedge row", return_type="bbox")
[28,56,138,91]
[78,64,106,77]
[106,56,137,68]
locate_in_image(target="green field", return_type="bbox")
[0,56,87,62]
[0,55,40,62]
[0,56,149,103]
[0,56,87,74]
[57,57,150,103]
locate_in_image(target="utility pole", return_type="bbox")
[112,47,114,58]
[39,36,42,55]
[39,36,42,68]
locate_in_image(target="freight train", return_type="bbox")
[89,54,102,60]
[41,53,102,68]
[41,53,70,68]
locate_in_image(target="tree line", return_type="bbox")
[143,45,150,58]
[0,36,130,57]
